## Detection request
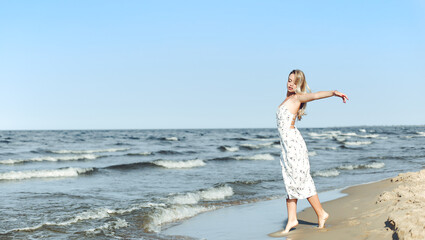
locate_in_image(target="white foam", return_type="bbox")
[223,146,239,152]
[344,141,372,146]
[0,167,93,180]
[364,162,385,169]
[308,151,317,157]
[169,185,234,205]
[333,136,348,142]
[359,129,367,132]
[7,202,165,233]
[51,148,129,154]
[315,146,337,150]
[0,154,99,164]
[341,132,358,136]
[240,142,274,149]
[313,169,340,177]
[357,134,387,139]
[234,154,274,161]
[416,131,425,137]
[165,137,179,141]
[338,162,385,170]
[153,159,206,169]
[144,205,216,233]
[85,218,128,235]
[308,131,342,139]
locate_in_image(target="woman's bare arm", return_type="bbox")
[297,90,348,103]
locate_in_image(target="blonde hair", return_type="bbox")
[289,69,311,120]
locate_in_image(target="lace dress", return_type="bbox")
[276,103,317,199]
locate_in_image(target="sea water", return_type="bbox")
[0,126,424,239]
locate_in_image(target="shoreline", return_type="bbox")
[163,169,425,240]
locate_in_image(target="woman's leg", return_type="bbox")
[282,198,299,233]
[307,194,329,228]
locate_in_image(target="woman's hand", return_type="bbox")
[333,90,349,103]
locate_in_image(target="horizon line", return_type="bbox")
[1,124,423,131]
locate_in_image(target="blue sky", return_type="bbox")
[1,0,424,130]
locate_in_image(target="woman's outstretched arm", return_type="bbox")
[297,90,348,103]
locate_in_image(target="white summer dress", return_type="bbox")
[276,102,317,199]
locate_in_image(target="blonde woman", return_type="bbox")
[270,69,348,236]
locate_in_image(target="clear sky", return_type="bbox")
[1,0,424,130]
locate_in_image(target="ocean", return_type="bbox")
[0,126,424,239]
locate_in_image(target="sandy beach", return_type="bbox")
[164,169,425,240]
[288,169,425,240]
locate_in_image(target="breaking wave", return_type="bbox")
[312,169,340,177]
[308,151,317,157]
[153,159,206,169]
[233,154,275,161]
[85,218,128,236]
[337,162,385,170]
[0,167,94,181]
[169,185,234,205]
[143,205,215,233]
[218,146,239,152]
[344,141,372,146]
[0,154,100,164]
[312,161,385,178]
[239,142,275,150]
[49,148,129,154]
[126,152,153,156]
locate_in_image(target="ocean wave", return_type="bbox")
[153,159,206,169]
[147,136,179,141]
[0,154,99,165]
[156,150,183,155]
[344,141,372,146]
[359,129,367,133]
[223,137,249,141]
[0,167,94,181]
[332,136,349,143]
[416,131,425,137]
[356,134,387,139]
[239,142,274,150]
[312,169,340,177]
[234,154,275,161]
[218,146,239,152]
[337,162,385,170]
[126,152,153,156]
[85,218,128,236]
[49,148,129,154]
[164,137,179,141]
[105,161,155,170]
[169,185,234,205]
[308,151,317,157]
[314,146,337,150]
[308,131,342,139]
[143,205,215,233]
[7,202,166,234]
[312,161,385,178]
[341,132,358,136]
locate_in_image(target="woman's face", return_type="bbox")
[287,74,297,93]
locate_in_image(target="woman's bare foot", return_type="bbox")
[318,211,329,228]
[283,219,299,233]
[268,220,299,238]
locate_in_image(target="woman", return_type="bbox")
[271,69,348,236]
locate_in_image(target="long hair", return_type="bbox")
[289,69,311,120]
